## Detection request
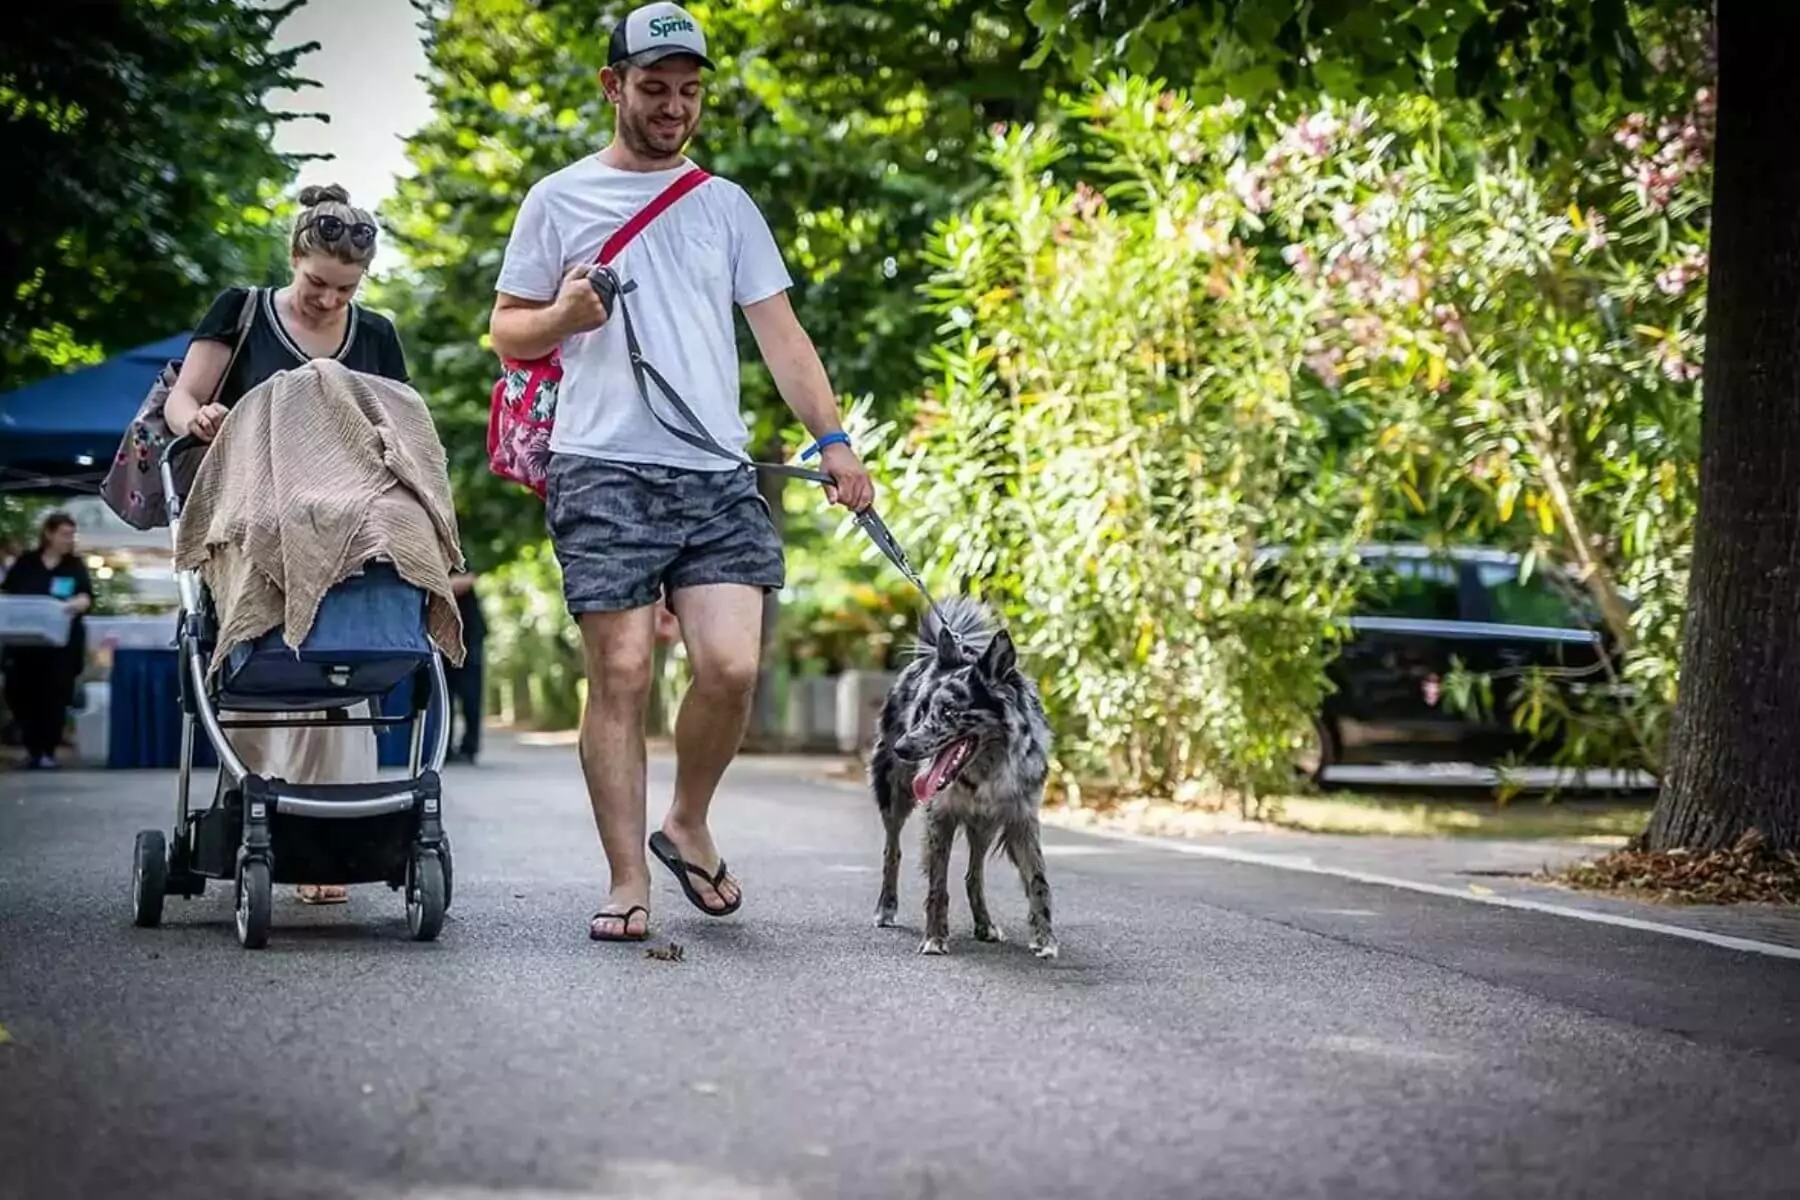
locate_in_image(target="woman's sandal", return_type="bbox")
[297,884,349,905]
[589,905,650,942]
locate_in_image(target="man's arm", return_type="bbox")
[490,183,611,361]
[489,267,611,361]
[742,290,874,511]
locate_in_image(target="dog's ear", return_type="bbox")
[977,628,1016,679]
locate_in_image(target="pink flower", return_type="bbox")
[1582,211,1609,253]
[1274,110,1341,162]
[1303,344,1344,388]
[1281,243,1317,278]
[1651,340,1702,382]
[1346,314,1387,350]
[1331,202,1378,241]
[1227,161,1272,212]
[1655,250,1709,295]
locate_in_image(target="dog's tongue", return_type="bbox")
[912,743,962,804]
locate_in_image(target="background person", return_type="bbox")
[446,571,487,765]
[1,512,93,769]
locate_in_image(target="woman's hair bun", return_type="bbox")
[298,183,352,207]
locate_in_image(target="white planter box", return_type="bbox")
[784,675,840,751]
[73,680,110,766]
[835,670,896,755]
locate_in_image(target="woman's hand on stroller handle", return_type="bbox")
[184,403,229,444]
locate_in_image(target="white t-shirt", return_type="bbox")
[494,156,793,470]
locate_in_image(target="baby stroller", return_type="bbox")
[128,434,454,949]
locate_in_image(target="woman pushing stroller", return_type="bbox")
[161,184,442,906]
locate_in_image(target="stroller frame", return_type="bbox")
[129,435,454,948]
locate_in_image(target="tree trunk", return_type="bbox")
[1644,3,1800,854]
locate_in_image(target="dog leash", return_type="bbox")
[592,265,955,636]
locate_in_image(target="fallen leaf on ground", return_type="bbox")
[1545,835,1800,906]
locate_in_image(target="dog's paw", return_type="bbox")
[1030,937,1060,960]
[917,936,949,956]
[875,909,898,928]
[974,923,1006,943]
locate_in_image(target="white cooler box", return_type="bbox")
[0,595,72,647]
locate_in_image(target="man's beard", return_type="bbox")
[620,107,693,159]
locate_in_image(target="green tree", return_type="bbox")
[1026,0,1696,141]
[1,4,317,389]
[1031,2,1800,855]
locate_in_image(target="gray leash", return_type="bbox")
[592,265,953,632]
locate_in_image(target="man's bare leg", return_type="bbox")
[659,583,764,910]
[577,605,657,939]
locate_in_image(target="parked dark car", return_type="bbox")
[1261,543,1636,785]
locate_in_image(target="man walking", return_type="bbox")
[489,2,874,942]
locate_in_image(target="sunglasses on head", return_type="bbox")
[301,214,378,249]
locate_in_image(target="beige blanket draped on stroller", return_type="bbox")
[172,358,467,790]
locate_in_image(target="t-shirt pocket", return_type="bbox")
[681,221,730,287]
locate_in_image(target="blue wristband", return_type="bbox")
[801,431,852,461]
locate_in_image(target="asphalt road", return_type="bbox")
[2,740,1797,1200]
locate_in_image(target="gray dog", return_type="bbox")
[869,597,1058,959]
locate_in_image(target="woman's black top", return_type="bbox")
[190,286,410,407]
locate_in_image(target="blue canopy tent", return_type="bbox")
[0,333,190,494]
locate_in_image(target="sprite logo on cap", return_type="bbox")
[649,13,695,38]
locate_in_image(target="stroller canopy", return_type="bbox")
[0,333,189,495]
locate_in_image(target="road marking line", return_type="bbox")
[1045,822,1800,963]
[799,765,1800,962]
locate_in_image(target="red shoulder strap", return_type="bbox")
[597,166,711,265]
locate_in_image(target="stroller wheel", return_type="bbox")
[236,859,272,950]
[407,851,446,942]
[132,830,168,928]
[440,836,454,913]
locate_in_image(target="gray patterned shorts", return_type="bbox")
[545,453,786,614]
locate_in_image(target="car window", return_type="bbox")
[1356,558,1461,621]
[1474,562,1592,629]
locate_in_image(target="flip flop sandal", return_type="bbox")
[589,905,651,942]
[297,885,348,905]
[648,830,743,917]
